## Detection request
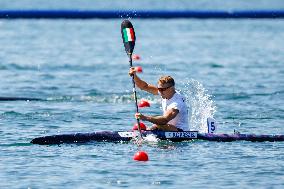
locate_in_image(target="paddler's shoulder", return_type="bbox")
[173,91,186,102]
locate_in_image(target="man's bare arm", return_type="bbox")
[129,67,158,95]
[137,108,179,125]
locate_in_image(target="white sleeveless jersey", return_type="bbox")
[161,91,189,131]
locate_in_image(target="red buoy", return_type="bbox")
[138,99,150,108]
[132,54,141,60]
[132,122,147,130]
[133,151,149,161]
[135,66,143,73]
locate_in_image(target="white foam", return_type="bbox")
[179,79,216,133]
[143,134,159,143]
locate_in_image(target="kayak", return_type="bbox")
[0,97,41,101]
[31,131,198,145]
[31,130,284,145]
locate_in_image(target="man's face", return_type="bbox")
[157,83,173,99]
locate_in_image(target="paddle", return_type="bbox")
[121,20,143,138]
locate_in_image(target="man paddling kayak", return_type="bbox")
[129,67,189,131]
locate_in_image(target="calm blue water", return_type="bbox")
[1,1,284,189]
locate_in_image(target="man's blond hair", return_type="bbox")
[158,76,175,87]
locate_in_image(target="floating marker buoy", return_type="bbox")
[135,66,142,73]
[132,122,147,130]
[138,99,150,108]
[132,54,141,60]
[133,151,149,161]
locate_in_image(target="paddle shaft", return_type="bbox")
[128,53,143,138]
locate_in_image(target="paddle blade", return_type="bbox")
[121,20,136,55]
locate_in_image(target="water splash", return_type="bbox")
[180,79,216,133]
[143,134,160,143]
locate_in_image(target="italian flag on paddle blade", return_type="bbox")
[123,28,135,42]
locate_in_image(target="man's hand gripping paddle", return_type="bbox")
[121,20,143,138]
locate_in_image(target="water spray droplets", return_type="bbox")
[180,79,216,133]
